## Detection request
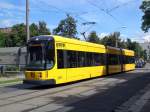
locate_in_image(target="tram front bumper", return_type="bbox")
[23,79,56,85]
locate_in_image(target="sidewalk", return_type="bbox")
[115,64,150,112]
[126,83,150,112]
[138,84,150,112]
[138,64,150,112]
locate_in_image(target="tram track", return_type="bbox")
[0,77,108,107]
[21,72,150,112]
[0,71,143,109]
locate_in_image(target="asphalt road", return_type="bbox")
[0,64,150,112]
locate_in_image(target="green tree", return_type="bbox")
[140,0,150,32]
[100,32,122,47]
[119,40,127,48]
[0,32,13,47]
[126,39,143,58]
[133,42,143,58]
[30,23,39,37]
[87,31,100,44]
[38,21,51,35]
[11,23,26,46]
[53,14,77,38]
[30,21,51,37]
[0,32,6,47]
[0,21,51,47]
[143,49,148,60]
[126,38,132,49]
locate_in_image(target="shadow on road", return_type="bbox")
[19,71,150,112]
[51,72,150,112]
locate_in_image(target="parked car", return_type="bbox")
[135,58,146,68]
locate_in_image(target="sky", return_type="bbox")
[0,0,149,43]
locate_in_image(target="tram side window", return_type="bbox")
[86,52,93,66]
[78,51,86,67]
[130,57,135,63]
[123,56,135,64]
[67,51,78,68]
[108,54,120,65]
[128,56,135,64]
[123,56,126,64]
[116,55,120,64]
[118,55,121,64]
[108,54,111,65]
[93,53,101,66]
[101,54,106,65]
[86,52,105,66]
[119,55,122,64]
[58,50,106,68]
[57,50,65,68]
[108,54,113,65]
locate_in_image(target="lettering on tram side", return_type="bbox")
[56,43,66,48]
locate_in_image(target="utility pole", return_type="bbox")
[26,0,30,42]
[115,38,118,47]
[81,22,96,41]
[81,32,86,41]
[114,27,126,48]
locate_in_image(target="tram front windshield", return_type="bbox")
[26,43,54,70]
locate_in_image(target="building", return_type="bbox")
[0,27,12,33]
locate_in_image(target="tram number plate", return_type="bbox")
[56,43,65,48]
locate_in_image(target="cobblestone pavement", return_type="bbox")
[0,65,150,112]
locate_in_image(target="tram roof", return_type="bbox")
[122,49,135,56]
[29,35,134,56]
[30,35,105,49]
[106,46,121,55]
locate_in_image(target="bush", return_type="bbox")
[5,65,19,71]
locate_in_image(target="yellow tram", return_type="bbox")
[122,49,135,71]
[106,46,122,74]
[24,35,135,85]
